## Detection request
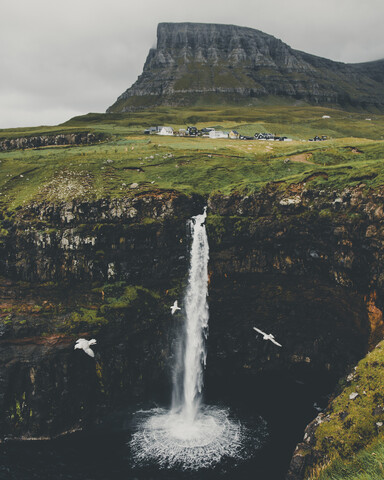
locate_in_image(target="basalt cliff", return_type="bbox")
[107,22,384,112]
[2,186,384,478]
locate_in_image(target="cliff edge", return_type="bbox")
[107,22,384,112]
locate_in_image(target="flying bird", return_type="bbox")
[170,300,181,315]
[74,338,97,357]
[253,327,282,347]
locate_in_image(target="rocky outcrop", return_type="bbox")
[1,186,384,479]
[0,192,204,283]
[108,22,384,112]
[0,132,105,152]
[287,339,384,479]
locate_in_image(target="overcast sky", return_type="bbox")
[1,0,383,129]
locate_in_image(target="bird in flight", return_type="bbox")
[170,300,181,315]
[74,338,97,357]
[253,327,282,347]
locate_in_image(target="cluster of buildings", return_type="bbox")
[309,135,328,142]
[144,126,292,141]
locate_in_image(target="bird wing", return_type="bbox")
[270,337,282,347]
[75,339,87,346]
[174,300,178,308]
[253,327,267,336]
[83,347,95,358]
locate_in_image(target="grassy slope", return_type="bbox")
[311,436,384,480]
[1,106,384,214]
[309,341,384,479]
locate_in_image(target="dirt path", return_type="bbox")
[289,153,315,164]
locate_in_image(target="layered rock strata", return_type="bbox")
[1,186,384,479]
[108,22,384,112]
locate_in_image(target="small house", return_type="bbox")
[158,127,174,136]
[144,126,159,134]
[209,130,229,139]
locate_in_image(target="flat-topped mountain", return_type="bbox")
[107,22,384,112]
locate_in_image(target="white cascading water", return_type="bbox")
[129,208,267,470]
[179,206,209,422]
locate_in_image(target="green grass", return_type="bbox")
[61,105,384,139]
[310,436,384,480]
[1,106,384,215]
[307,340,384,478]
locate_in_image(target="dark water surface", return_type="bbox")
[0,371,333,480]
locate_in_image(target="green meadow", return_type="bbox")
[1,106,384,212]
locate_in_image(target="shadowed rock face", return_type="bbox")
[107,22,384,112]
[1,187,384,479]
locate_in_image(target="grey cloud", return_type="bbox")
[1,0,383,128]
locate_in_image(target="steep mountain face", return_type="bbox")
[107,22,384,112]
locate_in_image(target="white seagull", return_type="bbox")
[253,327,282,347]
[74,338,97,357]
[170,300,181,315]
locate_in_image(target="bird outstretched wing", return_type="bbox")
[270,337,282,347]
[253,326,267,336]
[171,300,181,314]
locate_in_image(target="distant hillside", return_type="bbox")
[107,22,384,112]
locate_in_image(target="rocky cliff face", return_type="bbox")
[0,132,105,152]
[108,22,384,112]
[2,187,384,477]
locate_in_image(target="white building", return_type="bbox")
[209,130,228,139]
[158,127,174,136]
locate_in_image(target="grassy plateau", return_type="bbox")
[1,105,384,213]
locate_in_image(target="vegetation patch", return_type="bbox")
[0,106,384,215]
[308,340,384,477]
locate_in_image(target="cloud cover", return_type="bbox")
[1,0,383,128]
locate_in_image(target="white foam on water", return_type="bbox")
[130,406,266,470]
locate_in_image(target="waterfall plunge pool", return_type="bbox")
[0,371,334,480]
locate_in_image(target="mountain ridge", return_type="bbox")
[107,22,384,112]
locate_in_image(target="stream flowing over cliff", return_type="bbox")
[1,185,384,478]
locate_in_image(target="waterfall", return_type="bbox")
[129,207,267,470]
[175,207,209,422]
